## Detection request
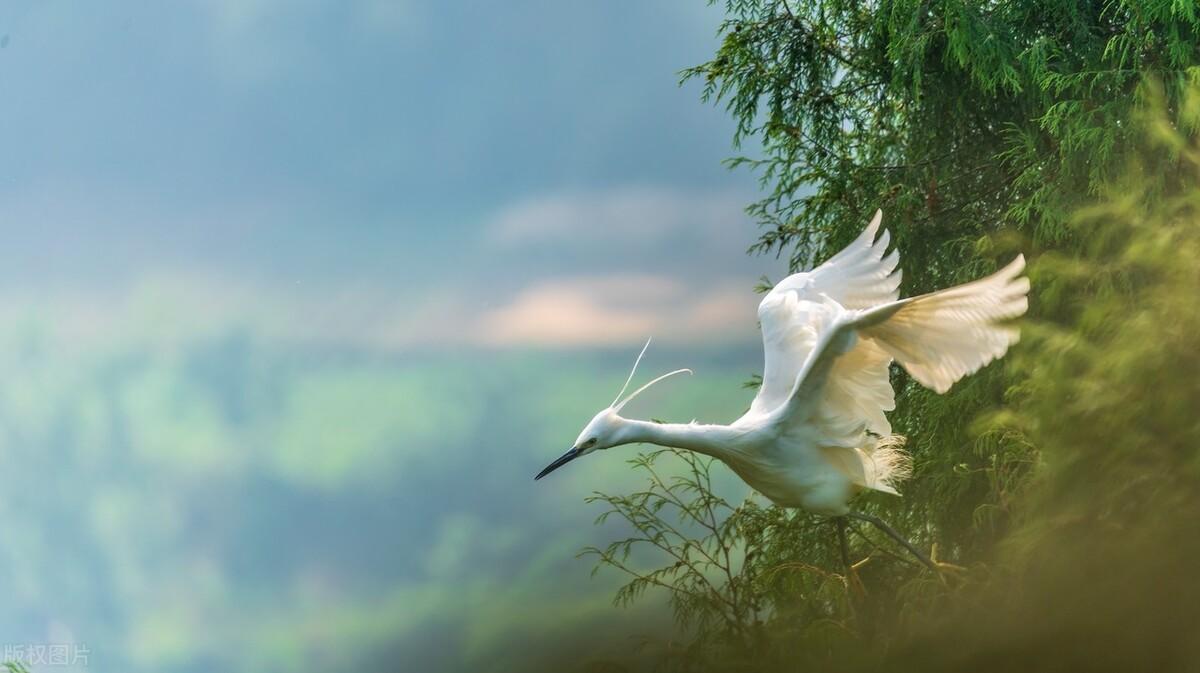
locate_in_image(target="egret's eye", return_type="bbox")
[581,438,598,449]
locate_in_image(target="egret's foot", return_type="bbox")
[929,543,967,575]
[846,555,870,597]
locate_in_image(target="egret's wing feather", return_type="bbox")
[754,246,1029,499]
[766,309,861,431]
[769,209,903,310]
[747,210,900,421]
[854,255,1029,393]
[747,290,822,418]
[771,255,1029,432]
[818,337,894,437]
[757,316,894,440]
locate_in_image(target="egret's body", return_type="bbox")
[537,211,1029,563]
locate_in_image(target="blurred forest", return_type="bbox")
[581,1,1200,671]
[0,330,761,672]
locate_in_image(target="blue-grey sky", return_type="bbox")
[0,0,786,351]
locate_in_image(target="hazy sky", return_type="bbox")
[0,0,786,352]
[0,4,790,671]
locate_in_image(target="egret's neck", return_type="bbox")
[616,417,740,459]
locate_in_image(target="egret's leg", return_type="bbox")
[835,516,851,571]
[835,516,859,595]
[835,516,870,598]
[847,511,936,571]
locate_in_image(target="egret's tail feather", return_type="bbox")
[860,434,911,495]
[859,255,1029,394]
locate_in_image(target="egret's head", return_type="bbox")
[533,408,623,481]
[534,338,690,481]
[572,407,625,453]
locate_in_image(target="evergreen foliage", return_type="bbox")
[584,2,1200,670]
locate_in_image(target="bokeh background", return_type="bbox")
[0,2,787,671]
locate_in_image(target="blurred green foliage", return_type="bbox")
[582,2,1200,671]
[0,320,755,671]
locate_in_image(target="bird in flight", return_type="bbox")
[535,210,1029,569]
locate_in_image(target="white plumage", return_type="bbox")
[537,210,1029,548]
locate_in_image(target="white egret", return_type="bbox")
[536,210,1029,570]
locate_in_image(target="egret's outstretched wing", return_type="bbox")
[771,255,1030,431]
[746,211,900,424]
[854,255,1029,393]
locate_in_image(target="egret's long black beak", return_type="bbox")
[535,447,582,481]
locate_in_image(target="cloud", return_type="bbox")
[470,185,782,348]
[485,186,753,252]
[476,273,757,348]
[0,263,763,354]
[0,181,780,353]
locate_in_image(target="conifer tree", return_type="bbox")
[676,0,1200,563]
[586,3,1200,670]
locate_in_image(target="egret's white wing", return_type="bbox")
[747,211,900,425]
[745,294,895,439]
[762,306,864,434]
[747,289,822,420]
[753,248,1028,499]
[818,337,894,437]
[854,255,1029,393]
[771,255,1030,430]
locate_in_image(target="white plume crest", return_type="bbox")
[614,368,693,412]
[611,337,653,408]
[610,337,692,412]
